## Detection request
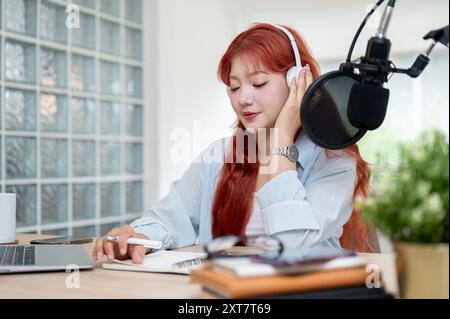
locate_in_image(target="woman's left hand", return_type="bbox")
[274,64,313,145]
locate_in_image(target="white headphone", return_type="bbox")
[272,24,303,87]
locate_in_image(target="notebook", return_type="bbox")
[102,250,207,275]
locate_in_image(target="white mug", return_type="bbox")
[0,193,17,244]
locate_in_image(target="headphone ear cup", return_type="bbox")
[286,66,300,87]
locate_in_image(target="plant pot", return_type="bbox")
[395,242,449,299]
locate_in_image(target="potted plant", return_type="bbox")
[358,130,449,299]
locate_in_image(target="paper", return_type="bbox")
[102,250,207,275]
[211,257,278,277]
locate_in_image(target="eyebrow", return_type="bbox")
[229,71,269,80]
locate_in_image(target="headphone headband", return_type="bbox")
[272,24,302,70]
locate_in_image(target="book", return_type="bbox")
[102,250,207,275]
[208,252,367,277]
[204,285,394,299]
[190,266,370,298]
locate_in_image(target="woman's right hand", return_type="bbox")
[92,225,150,264]
[274,64,313,144]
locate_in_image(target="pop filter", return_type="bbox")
[300,71,367,150]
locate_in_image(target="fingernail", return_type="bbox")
[97,252,103,260]
[120,248,126,255]
[305,64,310,71]
[108,254,113,260]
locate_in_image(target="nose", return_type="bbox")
[238,86,254,107]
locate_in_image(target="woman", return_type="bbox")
[93,23,378,264]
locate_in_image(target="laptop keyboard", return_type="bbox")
[0,246,35,266]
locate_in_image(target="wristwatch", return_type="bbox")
[272,144,299,162]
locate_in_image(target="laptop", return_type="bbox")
[0,245,94,274]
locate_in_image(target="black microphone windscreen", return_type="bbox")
[347,84,389,130]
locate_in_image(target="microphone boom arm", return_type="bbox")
[341,25,449,81]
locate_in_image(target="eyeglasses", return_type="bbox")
[170,235,284,270]
[204,235,284,260]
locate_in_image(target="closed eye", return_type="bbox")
[229,82,267,92]
[254,82,268,88]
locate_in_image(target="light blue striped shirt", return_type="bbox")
[130,131,357,257]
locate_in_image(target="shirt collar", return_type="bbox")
[294,130,318,170]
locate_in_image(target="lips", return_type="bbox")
[243,112,260,121]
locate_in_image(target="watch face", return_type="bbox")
[288,145,299,161]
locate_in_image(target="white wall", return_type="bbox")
[146,0,449,202]
[147,0,237,201]
[230,0,449,59]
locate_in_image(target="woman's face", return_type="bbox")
[227,55,289,131]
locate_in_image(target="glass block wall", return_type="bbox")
[0,0,145,237]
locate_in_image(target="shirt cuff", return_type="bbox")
[260,200,320,235]
[256,170,306,209]
[130,218,173,250]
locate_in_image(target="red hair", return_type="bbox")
[212,23,378,252]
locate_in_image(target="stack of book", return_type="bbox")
[190,252,394,299]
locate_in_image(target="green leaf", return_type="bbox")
[360,130,449,243]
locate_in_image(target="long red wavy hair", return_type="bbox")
[212,23,379,252]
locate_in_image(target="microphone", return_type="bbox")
[347,84,389,131]
[300,0,448,150]
[346,0,396,131]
